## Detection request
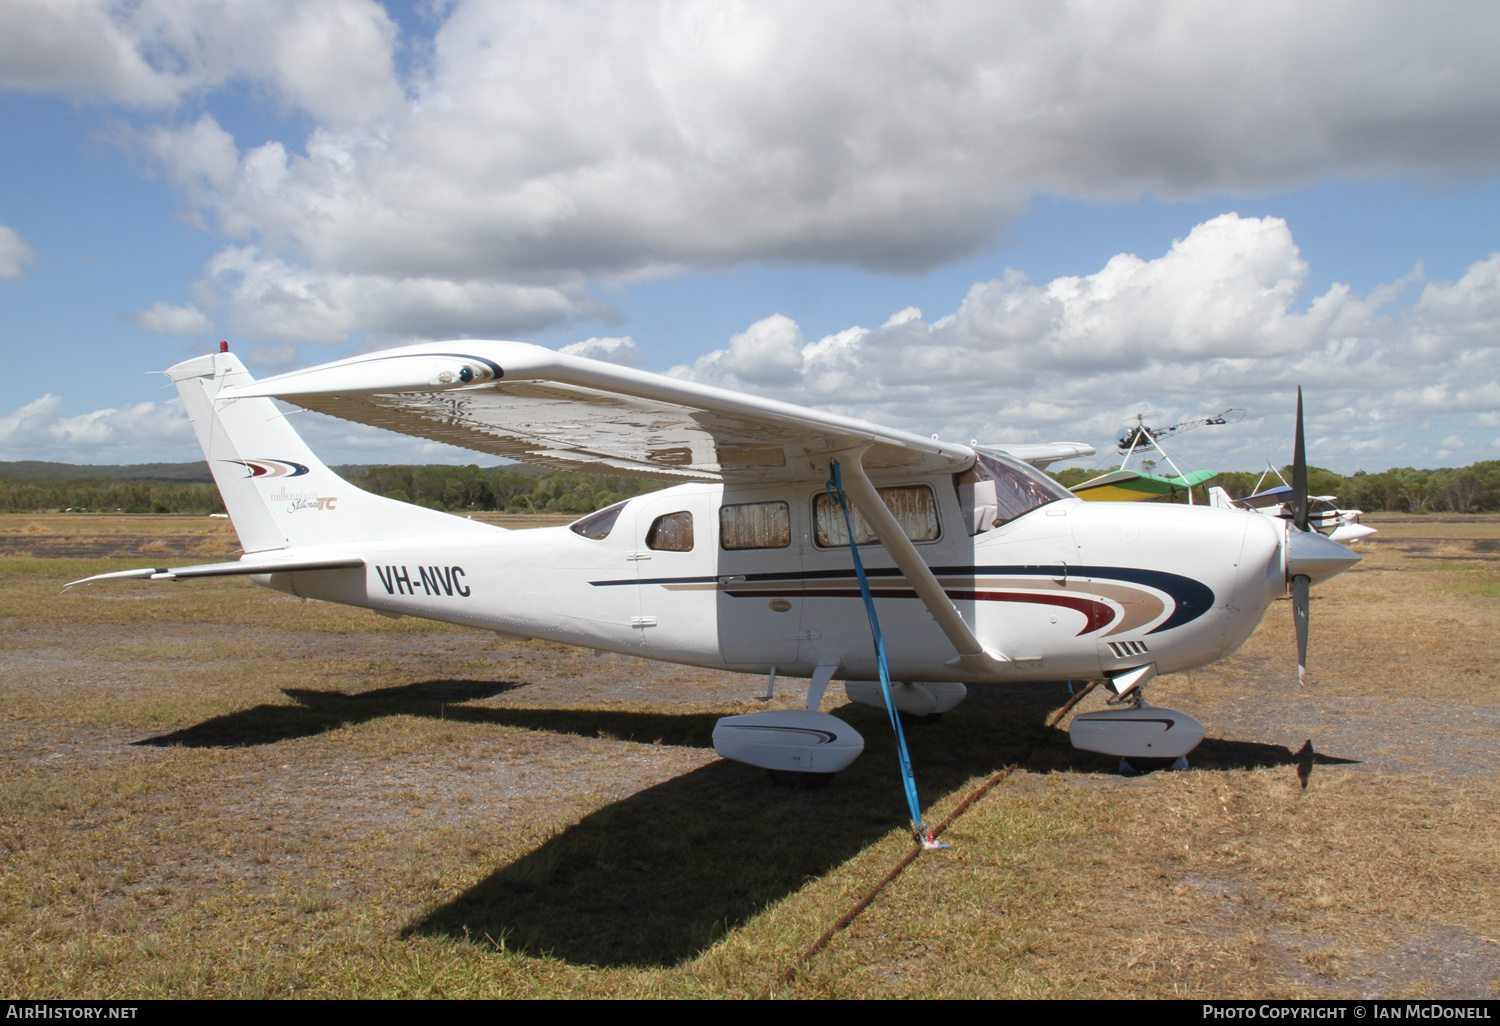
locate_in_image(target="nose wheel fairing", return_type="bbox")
[1068,701,1206,760]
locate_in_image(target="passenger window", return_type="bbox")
[814,485,940,547]
[569,500,628,540]
[720,501,790,550]
[646,511,694,551]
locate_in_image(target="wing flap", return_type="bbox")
[985,441,1096,468]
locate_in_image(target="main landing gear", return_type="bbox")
[710,669,970,786]
[712,666,865,785]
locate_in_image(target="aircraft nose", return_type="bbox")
[1286,529,1361,586]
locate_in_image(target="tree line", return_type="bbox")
[4,460,1500,515]
[347,464,664,514]
[0,463,664,515]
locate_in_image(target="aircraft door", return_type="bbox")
[714,490,805,671]
[629,490,720,663]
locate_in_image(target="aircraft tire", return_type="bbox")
[767,769,836,790]
[1118,755,1186,776]
[898,711,943,727]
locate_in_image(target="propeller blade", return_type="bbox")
[1292,574,1310,686]
[1291,386,1309,533]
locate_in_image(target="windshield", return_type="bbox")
[568,500,628,540]
[956,451,1073,533]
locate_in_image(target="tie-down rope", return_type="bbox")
[826,460,944,850]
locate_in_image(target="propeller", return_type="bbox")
[1291,386,1310,685]
[1291,387,1309,534]
[1292,573,1311,687]
[1283,386,1360,685]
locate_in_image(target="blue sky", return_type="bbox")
[3,2,1499,474]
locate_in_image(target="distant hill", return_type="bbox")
[0,461,214,483]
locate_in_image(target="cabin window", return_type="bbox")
[720,501,790,550]
[814,485,940,547]
[956,452,1072,533]
[646,511,694,551]
[569,500,628,540]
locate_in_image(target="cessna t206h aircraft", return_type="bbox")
[72,341,1360,789]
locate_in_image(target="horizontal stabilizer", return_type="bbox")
[67,556,365,588]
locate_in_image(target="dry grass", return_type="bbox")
[1,514,1497,998]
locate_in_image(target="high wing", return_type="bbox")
[224,340,1092,482]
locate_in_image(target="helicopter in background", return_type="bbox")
[1071,407,1244,504]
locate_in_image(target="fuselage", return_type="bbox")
[258,474,1289,685]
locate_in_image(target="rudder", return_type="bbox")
[168,350,497,554]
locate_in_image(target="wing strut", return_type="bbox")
[828,461,946,850]
[835,450,1008,677]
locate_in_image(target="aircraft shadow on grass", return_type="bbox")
[133,679,529,748]
[399,689,1358,967]
[131,677,1356,967]
[131,679,736,750]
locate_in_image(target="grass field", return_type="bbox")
[1,512,1497,998]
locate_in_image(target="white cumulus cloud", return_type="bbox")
[0,394,196,462]
[58,1,1500,346]
[203,246,599,345]
[0,0,402,123]
[559,336,643,366]
[132,301,212,336]
[0,224,35,279]
[676,215,1500,471]
[8,2,1500,470]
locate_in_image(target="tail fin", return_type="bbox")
[1207,486,1238,511]
[169,351,498,554]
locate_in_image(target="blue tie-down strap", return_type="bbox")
[826,461,948,850]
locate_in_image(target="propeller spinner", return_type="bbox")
[1283,387,1361,684]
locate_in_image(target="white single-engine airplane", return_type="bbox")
[71,342,1360,801]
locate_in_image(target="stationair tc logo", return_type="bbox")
[221,459,336,512]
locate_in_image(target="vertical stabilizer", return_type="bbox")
[168,351,498,554]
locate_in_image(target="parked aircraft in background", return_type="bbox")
[1071,467,1217,503]
[1209,461,1377,544]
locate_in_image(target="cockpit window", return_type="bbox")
[646,511,694,551]
[569,500,628,540]
[956,451,1073,534]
